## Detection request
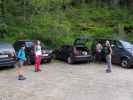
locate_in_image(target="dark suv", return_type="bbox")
[0,42,16,67]
[13,40,53,64]
[54,38,92,64]
[92,39,133,68]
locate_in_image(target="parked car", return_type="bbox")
[92,38,133,68]
[13,40,53,64]
[0,42,16,67]
[54,38,92,64]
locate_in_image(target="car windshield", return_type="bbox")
[74,38,88,45]
[25,42,33,47]
[120,41,133,49]
[42,46,49,50]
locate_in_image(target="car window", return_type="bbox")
[61,45,70,52]
[25,42,33,48]
[14,42,24,51]
[120,41,133,49]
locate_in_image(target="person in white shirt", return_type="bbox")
[34,40,42,72]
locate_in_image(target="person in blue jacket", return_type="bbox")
[16,45,27,80]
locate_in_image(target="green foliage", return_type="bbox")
[0,0,133,46]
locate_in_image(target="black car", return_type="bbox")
[54,38,92,64]
[0,42,16,67]
[92,38,133,68]
[13,40,53,64]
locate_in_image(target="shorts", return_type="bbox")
[16,60,24,68]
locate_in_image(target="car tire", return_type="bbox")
[10,64,16,68]
[121,58,129,68]
[47,59,52,63]
[67,57,73,64]
[42,59,52,63]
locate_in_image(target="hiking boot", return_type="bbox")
[18,75,26,80]
[38,69,41,72]
[106,69,112,73]
[35,70,38,72]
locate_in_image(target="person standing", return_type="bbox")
[105,40,112,73]
[16,45,27,80]
[34,40,42,72]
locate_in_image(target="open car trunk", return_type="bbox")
[73,46,89,56]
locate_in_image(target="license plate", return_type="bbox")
[43,54,48,56]
[0,55,8,58]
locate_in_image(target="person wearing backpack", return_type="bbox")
[105,40,112,73]
[16,45,27,80]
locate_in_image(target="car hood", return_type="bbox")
[0,43,15,53]
[125,47,133,54]
[42,48,53,54]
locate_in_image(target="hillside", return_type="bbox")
[0,1,133,47]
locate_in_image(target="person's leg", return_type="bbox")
[108,55,112,71]
[95,52,98,62]
[99,53,102,62]
[16,61,23,75]
[97,53,101,63]
[16,67,21,76]
[37,56,41,71]
[16,61,26,80]
[35,56,38,72]
[35,55,41,71]
[106,55,112,72]
[36,56,40,71]
[16,67,23,76]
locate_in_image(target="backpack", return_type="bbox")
[16,49,23,61]
[104,47,110,56]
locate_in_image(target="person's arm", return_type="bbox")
[39,45,42,56]
[34,45,37,56]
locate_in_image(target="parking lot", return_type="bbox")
[0,62,133,100]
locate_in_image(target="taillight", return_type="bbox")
[82,51,88,55]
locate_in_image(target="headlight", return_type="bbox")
[42,50,46,53]
[82,51,88,55]
[49,50,53,53]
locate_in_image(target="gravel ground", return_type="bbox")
[0,62,133,100]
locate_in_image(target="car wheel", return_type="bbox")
[10,64,16,68]
[67,57,73,64]
[42,59,52,63]
[121,58,129,68]
[47,59,52,63]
